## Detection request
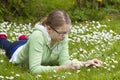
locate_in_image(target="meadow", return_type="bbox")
[0,16,120,80]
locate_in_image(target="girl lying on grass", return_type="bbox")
[0,10,102,74]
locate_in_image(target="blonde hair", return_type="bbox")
[42,10,71,29]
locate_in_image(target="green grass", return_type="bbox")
[0,15,120,80]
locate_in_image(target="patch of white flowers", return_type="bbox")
[69,21,120,72]
[0,73,20,80]
[0,22,32,41]
[71,58,84,69]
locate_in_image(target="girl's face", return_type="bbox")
[48,24,71,42]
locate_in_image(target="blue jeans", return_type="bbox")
[0,38,27,59]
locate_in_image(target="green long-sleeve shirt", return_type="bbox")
[16,24,71,74]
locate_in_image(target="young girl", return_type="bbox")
[0,10,102,74]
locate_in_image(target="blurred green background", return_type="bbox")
[0,0,120,23]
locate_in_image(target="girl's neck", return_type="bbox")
[50,40,57,48]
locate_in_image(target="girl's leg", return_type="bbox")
[0,33,28,59]
[0,33,12,51]
[0,38,12,50]
[0,33,13,58]
[8,39,28,59]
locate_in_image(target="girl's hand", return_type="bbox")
[55,58,102,71]
[84,58,102,67]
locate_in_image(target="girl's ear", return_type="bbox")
[47,26,52,32]
[47,26,51,30]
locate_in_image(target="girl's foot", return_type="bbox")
[18,34,27,40]
[0,33,7,39]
